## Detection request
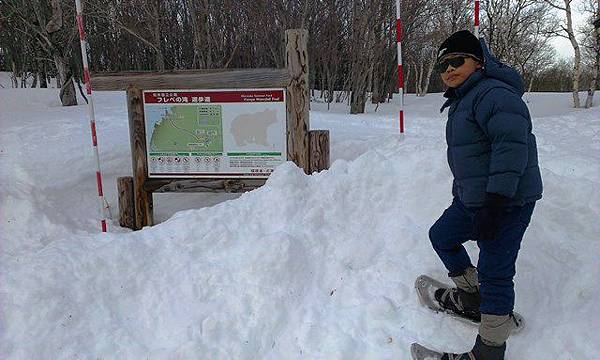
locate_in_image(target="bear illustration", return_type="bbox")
[230,109,278,147]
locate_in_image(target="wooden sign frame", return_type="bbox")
[92,30,330,230]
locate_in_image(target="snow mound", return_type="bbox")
[1,86,599,359]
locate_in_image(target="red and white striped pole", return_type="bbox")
[75,0,108,232]
[474,0,481,38]
[395,0,405,134]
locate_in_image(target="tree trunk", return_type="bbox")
[419,62,426,96]
[422,63,435,96]
[350,55,370,113]
[371,76,385,104]
[370,52,388,104]
[10,61,18,88]
[528,77,535,93]
[350,61,370,114]
[187,0,210,68]
[36,46,48,88]
[404,63,411,94]
[585,59,599,109]
[326,70,337,110]
[585,8,600,108]
[350,75,368,114]
[54,54,77,106]
[565,0,582,108]
[350,92,366,113]
[39,64,48,88]
[415,63,424,96]
[151,0,165,71]
[421,50,437,96]
[584,51,599,109]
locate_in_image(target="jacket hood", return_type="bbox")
[440,38,525,112]
[480,38,524,95]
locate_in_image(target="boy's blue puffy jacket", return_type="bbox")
[440,39,543,207]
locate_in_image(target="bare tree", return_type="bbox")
[186,0,210,68]
[87,0,167,71]
[311,0,347,108]
[348,0,376,114]
[481,0,556,92]
[399,0,434,94]
[542,0,584,107]
[2,0,78,104]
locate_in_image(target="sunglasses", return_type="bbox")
[435,56,468,74]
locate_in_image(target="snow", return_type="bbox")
[1,73,599,359]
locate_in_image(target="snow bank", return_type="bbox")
[1,83,599,359]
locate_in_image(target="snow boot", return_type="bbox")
[478,314,514,348]
[440,335,506,360]
[434,267,481,322]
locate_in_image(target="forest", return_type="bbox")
[1,0,599,109]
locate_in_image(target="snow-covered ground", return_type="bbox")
[1,72,599,359]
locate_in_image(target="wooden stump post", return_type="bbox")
[126,86,153,229]
[309,130,330,173]
[117,176,135,229]
[285,29,310,173]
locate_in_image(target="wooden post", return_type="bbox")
[117,176,135,229]
[309,130,330,174]
[285,29,310,173]
[126,86,154,229]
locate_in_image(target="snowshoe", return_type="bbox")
[415,275,525,333]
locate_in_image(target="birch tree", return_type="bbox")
[543,0,584,107]
[582,0,600,107]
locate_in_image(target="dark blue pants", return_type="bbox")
[429,198,535,315]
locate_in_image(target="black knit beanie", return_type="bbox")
[437,30,483,63]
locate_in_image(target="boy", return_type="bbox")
[428,30,543,359]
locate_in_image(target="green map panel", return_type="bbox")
[150,105,223,152]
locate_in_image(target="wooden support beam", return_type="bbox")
[92,68,291,91]
[309,130,330,174]
[127,86,154,229]
[285,29,310,173]
[144,178,267,193]
[93,69,230,77]
[117,176,135,229]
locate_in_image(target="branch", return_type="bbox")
[223,42,239,69]
[85,1,159,54]
[12,10,54,51]
[541,0,567,11]
[115,22,160,53]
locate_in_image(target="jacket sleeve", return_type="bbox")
[474,87,530,199]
